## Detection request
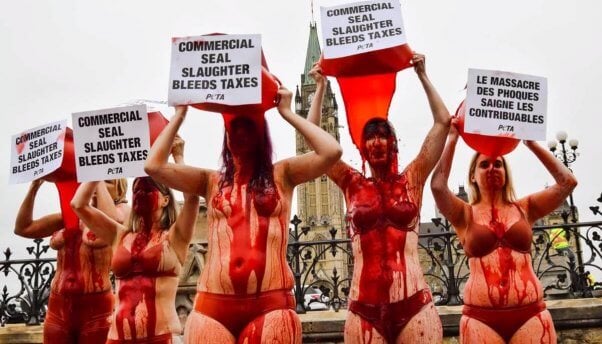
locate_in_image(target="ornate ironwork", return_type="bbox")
[0,239,55,326]
[2,219,601,325]
[287,218,602,311]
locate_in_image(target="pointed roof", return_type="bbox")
[303,22,322,85]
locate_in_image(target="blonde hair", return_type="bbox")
[126,177,177,233]
[467,153,516,204]
[105,178,128,204]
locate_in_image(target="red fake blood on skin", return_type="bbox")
[54,181,85,293]
[116,275,156,340]
[218,182,277,295]
[245,317,266,344]
[59,229,84,293]
[537,313,551,343]
[86,231,97,241]
[114,178,161,340]
[360,318,374,344]
[83,231,104,291]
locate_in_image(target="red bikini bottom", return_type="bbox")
[193,289,295,338]
[348,289,432,343]
[44,290,114,344]
[106,333,174,344]
[463,300,547,342]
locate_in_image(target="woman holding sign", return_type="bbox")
[430,120,576,343]
[14,178,129,344]
[309,54,448,343]
[71,137,198,344]
[144,85,342,343]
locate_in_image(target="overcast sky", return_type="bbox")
[1,1,601,265]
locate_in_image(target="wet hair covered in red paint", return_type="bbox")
[360,118,399,176]
[219,115,276,194]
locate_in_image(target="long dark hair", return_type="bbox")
[218,116,275,194]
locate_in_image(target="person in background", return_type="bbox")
[71,136,199,344]
[15,178,129,344]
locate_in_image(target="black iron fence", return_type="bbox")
[286,216,602,313]
[2,219,602,325]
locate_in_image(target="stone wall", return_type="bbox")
[4,298,600,343]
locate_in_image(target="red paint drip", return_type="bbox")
[350,174,413,303]
[85,241,103,291]
[246,316,265,344]
[537,313,551,344]
[133,178,159,233]
[215,183,278,295]
[59,229,84,293]
[360,317,374,344]
[336,74,397,151]
[115,275,157,340]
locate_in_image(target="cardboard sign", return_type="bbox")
[72,105,150,182]
[9,120,67,184]
[465,68,548,140]
[321,0,406,59]
[168,34,262,106]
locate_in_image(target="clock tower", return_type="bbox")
[294,22,349,284]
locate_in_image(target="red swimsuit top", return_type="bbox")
[347,173,419,234]
[111,232,178,279]
[463,206,532,258]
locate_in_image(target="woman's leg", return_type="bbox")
[183,310,236,344]
[238,309,301,344]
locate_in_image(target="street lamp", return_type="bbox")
[548,131,590,296]
[547,131,579,223]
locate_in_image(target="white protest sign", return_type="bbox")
[465,68,548,141]
[168,34,262,106]
[9,120,67,184]
[321,0,406,59]
[73,105,150,182]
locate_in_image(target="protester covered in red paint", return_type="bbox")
[72,136,199,344]
[14,179,129,344]
[310,53,450,343]
[430,120,577,343]
[144,85,342,343]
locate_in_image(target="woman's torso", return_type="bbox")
[49,224,112,294]
[461,203,543,308]
[198,172,294,295]
[343,167,428,304]
[109,230,182,340]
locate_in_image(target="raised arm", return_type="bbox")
[303,63,353,187]
[519,141,578,223]
[144,106,214,198]
[306,63,326,126]
[14,180,63,238]
[167,135,200,264]
[276,85,342,188]
[430,120,469,229]
[94,182,121,223]
[71,181,123,245]
[409,53,451,183]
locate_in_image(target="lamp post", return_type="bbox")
[547,131,579,223]
[547,131,589,296]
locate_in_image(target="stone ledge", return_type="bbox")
[299,298,602,343]
[1,299,601,344]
